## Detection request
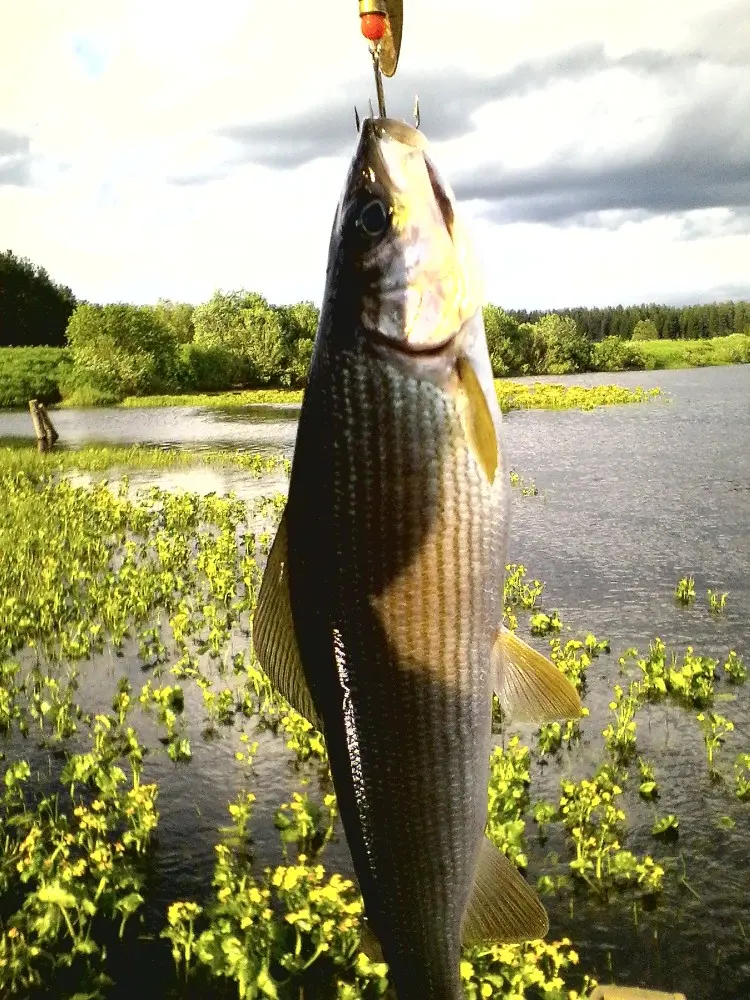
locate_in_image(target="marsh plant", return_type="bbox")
[0,454,746,999]
[707,589,728,613]
[675,575,696,605]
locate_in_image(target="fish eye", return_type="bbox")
[357,198,389,238]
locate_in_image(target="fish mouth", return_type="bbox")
[356,118,464,358]
[362,116,428,151]
[366,326,457,358]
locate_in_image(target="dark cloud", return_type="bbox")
[453,92,750,227]
[0,129,32,186]
[212,44,705,172]
[664,283,750,306]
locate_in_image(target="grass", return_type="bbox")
[637,334,750,369]
[0,443,289,478]
[116,381,662,413]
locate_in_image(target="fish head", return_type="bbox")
[327,116,484,365]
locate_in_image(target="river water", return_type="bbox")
[1,365,749,999]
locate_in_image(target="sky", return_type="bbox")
[1,0,749,311]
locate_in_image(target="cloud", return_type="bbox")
[452,89,750,228]
[1,0,749,310]
[215,44,705,172]
[663,282,750,306]
[0,129,32,186]
[676,210,750,241]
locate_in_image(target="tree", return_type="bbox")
[632,318,658,341]
[483,305,527,376]
[274,301,319,385]
[66,303,178,399]
[152,300,195,344]
[0,249,77,347]
[193,290,287,386]
[532,313,591,374]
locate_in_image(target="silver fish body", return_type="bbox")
[255,116,579,1000]
[287,327,503,1000]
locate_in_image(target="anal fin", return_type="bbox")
[253,510,323,732]
[462,836,549,946]
[494,626,582,723]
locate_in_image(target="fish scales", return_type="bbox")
[286,340,505,999]
[255,116,581,1000]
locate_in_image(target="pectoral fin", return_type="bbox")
[493,627,582,723]
[253,511,323,731]
[462,836,549,946]
[451,355,498,485]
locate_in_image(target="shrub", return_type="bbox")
[0,347,72,407]
[65,303,179,400]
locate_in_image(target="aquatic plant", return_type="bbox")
[696,711,735,778]
[734,754,750,801]
[0,457,745,999]
[0,443,290,480]
[486,737,532,870]
[602,682,642,766]
[509,470,539,496]
[112,380,663,415]
[651,815,679,839]
[675,576,696,605]
[637,758,660,801]
[723,651,747,684]
[707,588,728,613]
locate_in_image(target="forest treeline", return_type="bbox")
[1,248,749,407]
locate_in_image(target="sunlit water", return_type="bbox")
[1,365,749,999]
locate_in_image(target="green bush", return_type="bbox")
[591,337,646,373]
[65,303,180,400]
[175,343,237,392]
[0,347,72,407]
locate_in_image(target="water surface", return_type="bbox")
[1,365,748,999]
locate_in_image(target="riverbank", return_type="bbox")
[1,335,747,410]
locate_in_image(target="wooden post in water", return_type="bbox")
[38,402,59,446]
[28,399,59,453]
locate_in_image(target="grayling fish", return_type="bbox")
[254,116,581,1000]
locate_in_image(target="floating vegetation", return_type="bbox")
[0,457,746,999]
[115,381,663,415]
[120,388,304,408]
[494,381,662,413]
[509,469,539,496]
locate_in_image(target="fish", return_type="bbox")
[254,115,582,1000]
